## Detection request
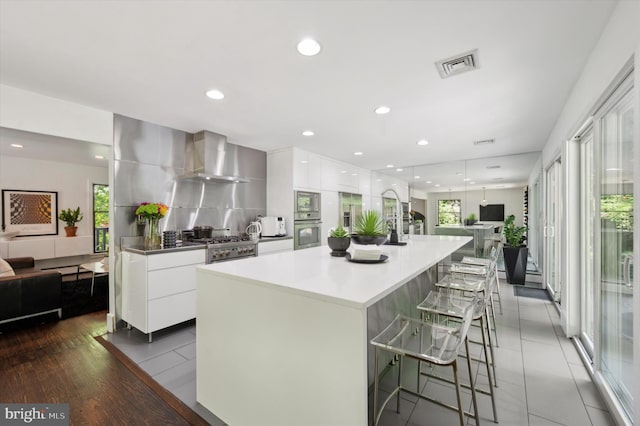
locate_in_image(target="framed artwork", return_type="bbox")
[2,190,59,236]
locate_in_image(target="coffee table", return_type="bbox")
[77,260,109,296]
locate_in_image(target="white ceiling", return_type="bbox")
[0,0,616,182]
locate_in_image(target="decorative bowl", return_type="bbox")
[350,234,387,246]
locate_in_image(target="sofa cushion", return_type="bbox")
[0,257,15,277]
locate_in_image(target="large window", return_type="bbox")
[438,199,461,225]
[93,184,109,253]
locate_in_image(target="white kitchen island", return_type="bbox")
[196,235,471,426]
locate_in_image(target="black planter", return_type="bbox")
[328,237,351,256]
[503,246,528,285]
[350,234,387,246]
[464,219,477,226]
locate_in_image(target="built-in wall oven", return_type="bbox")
[294,191,322,250]
[294,190,321,221]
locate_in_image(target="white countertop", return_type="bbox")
[198,234,471,309]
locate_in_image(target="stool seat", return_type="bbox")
[418,291,484,319]
[371,315,463,365]
[436,274,485,293]
[450,263,488,276]
[461,256,492,266]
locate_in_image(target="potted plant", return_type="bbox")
[464,213,477,226]
[327,224,351,257]
[352,210,387,245]
[503,214,528,284]
[59,207,83,237]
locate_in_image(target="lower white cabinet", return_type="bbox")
[258,239,293,255]
[122,249,205,339]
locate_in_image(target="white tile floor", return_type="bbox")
[105,279,616,426]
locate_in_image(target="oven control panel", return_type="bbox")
[207,244,257,263]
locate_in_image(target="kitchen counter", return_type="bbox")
[258,235,293,243]
[196,234,471,425]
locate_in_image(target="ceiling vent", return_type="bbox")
[436,49,479,79]
[473,138,495,146]
[486,165,501,169]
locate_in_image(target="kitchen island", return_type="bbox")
[196,234,471,426]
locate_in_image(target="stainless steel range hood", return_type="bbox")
[178,130,251,183]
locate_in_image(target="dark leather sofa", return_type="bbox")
[0,257,62,325]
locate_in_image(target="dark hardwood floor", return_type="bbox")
[0,311,207,425]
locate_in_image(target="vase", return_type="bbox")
[144,217,161,250]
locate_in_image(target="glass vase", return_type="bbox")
[144,217,161,250]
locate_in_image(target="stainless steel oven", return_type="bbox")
[293,220,322,250]
[294,190,321,221]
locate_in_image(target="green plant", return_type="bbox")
[58,207,83,227]
[503,214,527,247]
[353,210,387,236]
[466,213,477,221]
[329,224,349,238]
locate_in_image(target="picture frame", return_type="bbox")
[1,189,59,237]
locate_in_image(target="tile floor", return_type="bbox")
[105,279,616,426]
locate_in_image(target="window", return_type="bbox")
[438,199,461,225]
[93,184,109,253]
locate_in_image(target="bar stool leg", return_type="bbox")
[464,337,480,425]
[452,361,465,426]
[484,306,498,386]
[373,347,380,426]
[489,293,499,347]
[481,316,499,422]
[396,353,403,413]
[494,264,503,314]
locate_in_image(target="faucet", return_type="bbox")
[381,188,403,240]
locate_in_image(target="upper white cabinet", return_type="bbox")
[292,148,322,190]
[321,158,358,192]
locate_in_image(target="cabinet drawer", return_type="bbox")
[148,265,198,300]
[148,291,196,333]
[147,249,206,271]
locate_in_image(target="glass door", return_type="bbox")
[545,159,562,303]
[598,83,634,419]
[579,129,595,358]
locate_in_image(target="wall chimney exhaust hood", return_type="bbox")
[178,130,250,183]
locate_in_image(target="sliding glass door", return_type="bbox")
[598,79,634,420]
[579,129,595,358]
[545,158,562,303]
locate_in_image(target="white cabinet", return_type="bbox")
[258,238,294,255]
[321,158,358,192]
[122,249,205,340]
[292,149,322,190]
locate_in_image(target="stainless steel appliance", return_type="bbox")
[294,190,321,220]
[184,234,258,263]
[293,220,322,250]
[260,216,286,237]
[339,192,362,234]
[401,202,410,235]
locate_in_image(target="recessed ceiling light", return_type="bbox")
[386,164,394,168]
[302,130,315,136]
[340,170,347,174]
[10,144,23,148]
[205,89,225,100]
[426,180,432,184]
[375,106,391,115]
[417,139,429,146]
[606,168,622,171]
[470,182,476,184]
[297,38,321,56]
[391,183,397,186]
[95,155,104,159]
[396,168,403,172]
[434,184,441,187]
[353,151,363,156]
[463,178,471,181]
[456,172,463,176]
[351,173,358,176]
[414,176,420,179]
[300,160,309,164]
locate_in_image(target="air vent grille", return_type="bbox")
[486,165,501,169]
[473,139,495,146]
[436,49,479,79]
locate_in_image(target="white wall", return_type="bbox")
[0,84,113,145]
[0,155,108,252]
[540,1,640,168]
[426,187,524,235]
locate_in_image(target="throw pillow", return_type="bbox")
[0,257,16,277]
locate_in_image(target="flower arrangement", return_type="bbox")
[135,202,169,220]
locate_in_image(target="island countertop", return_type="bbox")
[197,234,471,309]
